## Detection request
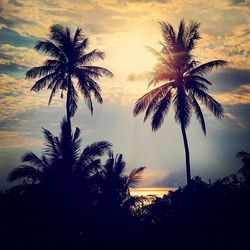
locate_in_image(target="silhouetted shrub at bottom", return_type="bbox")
[1,174,250,250]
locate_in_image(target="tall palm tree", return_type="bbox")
[99,152,145,208]
[7,118,112,192]
[133,20,227,184]
[26,24,113,128]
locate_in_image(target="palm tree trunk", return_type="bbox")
[66,82,71,130]
[181,123,191,185]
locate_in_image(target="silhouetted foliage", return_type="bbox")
[237,151,250,186]
[2,149,250,250]
[99,152,145,209]
[133,20,227,184]
[7,118,112,198]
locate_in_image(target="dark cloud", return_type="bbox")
[8,0,23,7]
[0,16,36,28]
[225,104,250,130]
[154,171,186,187]
[207,68,250,93]
[0,63,28,78]
[229,0,249,5]
[0,28,37,48]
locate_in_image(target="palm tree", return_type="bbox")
[99,152,145,208]
[26,24,113,128]
[7,118,112,192]
[133,20,227,184]
[237,151,250,185]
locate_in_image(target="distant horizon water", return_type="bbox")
[130,187,176,198]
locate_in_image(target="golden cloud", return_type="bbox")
[213,84,250,105]
[0,130,43,149]
[0,74,62,120]
[0,44,46,67]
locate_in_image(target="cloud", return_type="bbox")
[127,71,149,82]
[207,68,250,92]
[0,44,46,68]
[213,84,250,105]
[0,74,62,120]
[0,63,28,78]
[154,170,186,187]
[0,28,37,48]
[8,0,23,7]
[0,130,43,149]
[229,0,250,6]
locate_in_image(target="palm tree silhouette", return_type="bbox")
[100,152,145,208]
[133,20,227,184]
[26,24,113,127]
[8,118,112,192]
[237,151,250,185]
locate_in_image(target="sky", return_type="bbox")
[0,0,249,188]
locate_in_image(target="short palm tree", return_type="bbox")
[100,152,145,208]
[7,118,112,192]
[133,20,227,184]
[26,24,113,127]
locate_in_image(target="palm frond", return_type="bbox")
[30,72,57,91]
[77,71,103,104]
[76,37,89,51]
[79,141,112,165]
[7,166,42,183]
[191,88,224,119]
[151,91,172,131]
[86,77,103,104]
[26,66,55,79]
[34,40,66,61]
[177,19,186,45]
[127,167,146,188]
[83,66,113,78]
[186,75,212,85]
[148,65,175,86]
[133,84,171,116]
[173,87,192,128]
[159,21,176,50]
[73,127,81,144]
[190,94,206,135]
[68,81,78,117]
[77,49,105,65]
[50,24,70,45]
[147,47,175,74]
[73,27,84,46]
[22,152,47,169]
[185,20,201,51]
[185,60,199,72]
[144,86,172,122]
[79,83,94,114]
[189,60,228,76]
[42,128,59,158]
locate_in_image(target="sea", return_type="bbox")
[130,187,176,198]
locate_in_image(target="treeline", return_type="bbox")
[0,150,250,249]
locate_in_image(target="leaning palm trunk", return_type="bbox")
[181,124,191,184]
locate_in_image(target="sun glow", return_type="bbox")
[108,32,157,76]
[131,187,176,198]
